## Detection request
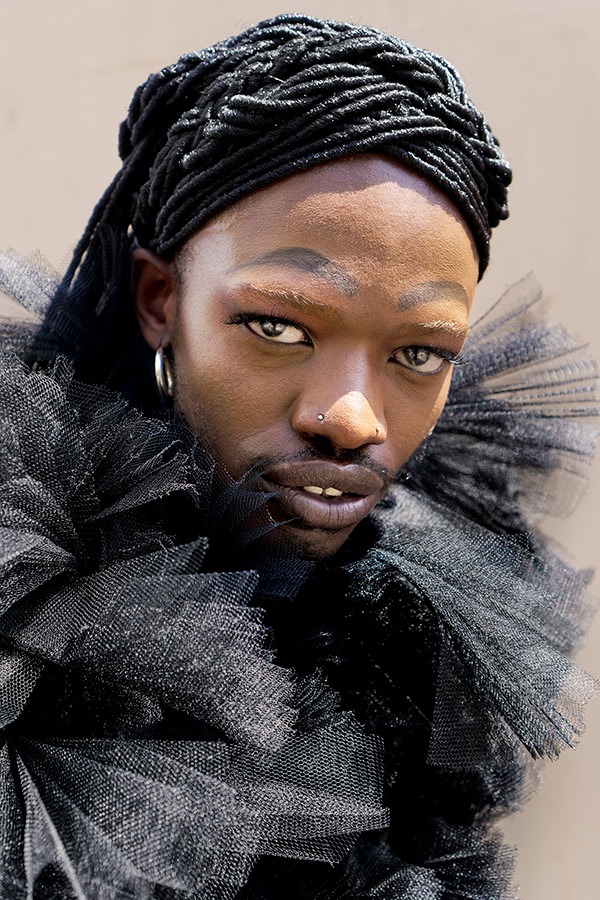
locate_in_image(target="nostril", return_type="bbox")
[292,388,386,451]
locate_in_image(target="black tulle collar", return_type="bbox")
[0,265,598,899]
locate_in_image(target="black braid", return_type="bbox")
[36,14,511,407]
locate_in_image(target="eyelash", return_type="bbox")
[227,311,311,341]
[225,312,468,369]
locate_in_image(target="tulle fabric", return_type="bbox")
[0,351,388,899]
[0,259,597,898]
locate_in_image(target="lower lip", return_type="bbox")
[260,479,378,530]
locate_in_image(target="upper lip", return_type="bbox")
[262,461,385,496]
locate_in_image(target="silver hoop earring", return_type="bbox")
[155,346,174,400]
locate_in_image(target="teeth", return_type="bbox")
[301,485,344,497]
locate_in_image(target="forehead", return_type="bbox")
[181,154,479,293]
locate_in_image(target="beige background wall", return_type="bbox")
[1,2,598,897]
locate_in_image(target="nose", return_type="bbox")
[291,372,387,451]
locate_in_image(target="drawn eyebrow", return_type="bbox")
[398,281,469,310]
[227,287,467,341]
[407,320,468,339]
[229,284,341,320]
[230,247,359,297]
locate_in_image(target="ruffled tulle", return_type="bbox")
[0,261,597,899]
[0,352,387,899]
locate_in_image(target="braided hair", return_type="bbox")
[36,14,512,405]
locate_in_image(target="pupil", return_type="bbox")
[262,320,286,337]
[408,347,429,365]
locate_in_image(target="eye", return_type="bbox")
[392,346,450,374]
[246,317,308,344]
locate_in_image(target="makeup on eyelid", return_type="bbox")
[138,156,478,557]
[224,311,466,373]
[222,286,468,343]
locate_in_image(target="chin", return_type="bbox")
[260,519,357,560]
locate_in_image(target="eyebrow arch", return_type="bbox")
[229,287,467,338]
[229,284,342,320]
[398,281,469,309]
[229,247,359,297]
[407,320,469,339]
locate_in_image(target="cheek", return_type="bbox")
[171,325,295,461]
[385,372,452,460]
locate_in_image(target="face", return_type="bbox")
[134,155,478,558]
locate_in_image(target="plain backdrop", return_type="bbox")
[1,2,598,897]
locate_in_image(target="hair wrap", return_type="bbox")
[123,15,511,272]
[38,14,512,399]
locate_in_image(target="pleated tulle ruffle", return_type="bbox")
[0,259,597,898]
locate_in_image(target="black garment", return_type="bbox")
[0,266,597,899]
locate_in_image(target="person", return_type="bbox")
[0,13,596,900]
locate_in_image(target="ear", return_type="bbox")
[132,247,178,350]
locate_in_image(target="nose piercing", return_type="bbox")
[318,413,383,435]
[316,412,383,439]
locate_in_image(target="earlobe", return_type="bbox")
[132,247,178,350]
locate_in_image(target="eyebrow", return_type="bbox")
[230,284,342,320]
[398,281,469,310]
[406,320,468,339]
[229,247,359,297]
[228,286,467,339]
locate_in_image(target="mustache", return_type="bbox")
[241,445,405,491]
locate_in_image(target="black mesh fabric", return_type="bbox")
[0,259,598,898]
[0,349,387,899]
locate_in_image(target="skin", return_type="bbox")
[134,154,479,558]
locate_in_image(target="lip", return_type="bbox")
[260,461,386,531]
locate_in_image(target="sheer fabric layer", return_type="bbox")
[0,262,597,898]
